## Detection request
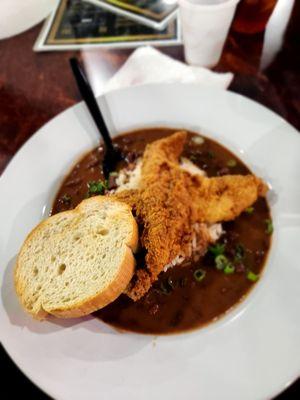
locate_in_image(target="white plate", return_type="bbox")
[0,0,55,40]
[1,84,300,400]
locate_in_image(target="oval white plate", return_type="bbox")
[1,84,300,400]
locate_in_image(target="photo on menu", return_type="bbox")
[85,0,178,29]
[34,0,180,51]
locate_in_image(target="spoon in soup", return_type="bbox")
[69,57,122,179]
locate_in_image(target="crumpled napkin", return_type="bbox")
[104,46,233,92]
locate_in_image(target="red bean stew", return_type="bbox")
[52,128,272,334]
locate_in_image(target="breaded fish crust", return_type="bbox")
[185,173,268,224]
[113,132,268,300]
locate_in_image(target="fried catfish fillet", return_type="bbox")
[112,189,139,210]
[185,174,268,224]
[124,132,202,300]
[113,132,268,301]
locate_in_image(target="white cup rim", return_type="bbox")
[178,0,241,11]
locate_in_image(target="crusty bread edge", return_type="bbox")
[49,245,135,318]
[14,196,139,320]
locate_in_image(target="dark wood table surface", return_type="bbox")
[0,1,299,399]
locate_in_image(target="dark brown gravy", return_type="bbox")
[52,128,272,334]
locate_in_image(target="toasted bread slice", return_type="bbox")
[14,196,138,319]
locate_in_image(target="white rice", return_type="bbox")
[163,222,223,272]
[163,254,186,272]
[115,159,142,192]
[180,158,206,176]
[208,223,224,242]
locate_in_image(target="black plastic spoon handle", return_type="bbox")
[69,57,114,151]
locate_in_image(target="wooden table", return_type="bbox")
[0,1,299,398]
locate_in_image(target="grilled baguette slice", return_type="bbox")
[14,196,138,319]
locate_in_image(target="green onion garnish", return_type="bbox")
[227,159,237,167]
[224,264,235,275]
[160,281,172,295]
[265,219,273,235]
[87,180,106,196]
[247,271,259,282]
[215,254,229,270]
[245,206,254,214]
[235,244,245,261]
[209,243,225,257]
[194,269,206,282]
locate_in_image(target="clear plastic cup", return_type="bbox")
[179,0,241,67]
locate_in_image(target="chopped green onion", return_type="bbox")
[265,219,273,235]
[235,244,245,261]
[194,269,206,282]
[227,159,237,167]
[207,151,214,159]
[160,281,172,295]
[224,264,235,275]
[245,206,254,214]
[215,254,229,270]
[87,180,106,196]
[247,271,259,282]
[190,155,197,162]
[209,243,225,257]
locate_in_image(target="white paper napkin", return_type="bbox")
[104,46,233,93]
